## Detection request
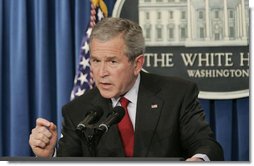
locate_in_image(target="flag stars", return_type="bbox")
[87,27,92,37]
[73,75,78,84]
[75,88,85,97]
[70,3,105,101]
[97,9,104,21]
[80,56,90,70]
[78,72,88,85]
[82,41,89,54]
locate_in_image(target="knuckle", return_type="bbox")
[37,133,45,140]
[35,140,45,148]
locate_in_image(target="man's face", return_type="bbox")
[90,36,143,99]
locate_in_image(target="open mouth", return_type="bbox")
[99,82,112,89]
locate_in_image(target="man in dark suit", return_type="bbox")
[29,17,224,161]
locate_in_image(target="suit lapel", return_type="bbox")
[134,72,164,156]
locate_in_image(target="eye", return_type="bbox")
[91,58,100,64]
[110,60,117,64]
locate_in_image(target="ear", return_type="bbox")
[134,54,144,76]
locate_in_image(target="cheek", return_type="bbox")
[117,71,134,87]
[90,69,99,83]
[90,66,98,76]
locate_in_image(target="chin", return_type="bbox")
[99,91,115,99]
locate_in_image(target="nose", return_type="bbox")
[98,62,109,78]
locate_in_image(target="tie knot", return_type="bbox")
[120,97,129,109]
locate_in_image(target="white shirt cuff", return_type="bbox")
[192,153,210,161]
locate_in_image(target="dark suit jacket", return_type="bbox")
[57,72,224,160]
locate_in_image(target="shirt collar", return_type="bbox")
[111,74,140,107]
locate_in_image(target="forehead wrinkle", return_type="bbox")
[91,48,125,60]
[91,53,119,60]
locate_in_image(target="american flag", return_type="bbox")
[70,0,108,100]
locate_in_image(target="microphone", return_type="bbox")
[76,107,103,131]
[97,106,125,133]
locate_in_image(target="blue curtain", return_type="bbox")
[0,0,90,156]
[200,98,249,161]
[0,0,249,161]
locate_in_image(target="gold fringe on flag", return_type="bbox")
[91,0,108,17]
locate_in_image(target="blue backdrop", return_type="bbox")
[0,0,249,161]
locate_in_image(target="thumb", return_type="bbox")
[49,122,57,133]
[36,118,51,127]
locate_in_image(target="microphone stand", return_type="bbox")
[76,126,105,157]
[76,106,125,157]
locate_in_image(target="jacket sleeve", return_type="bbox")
[179,83,224,161]
[56,105,90,157]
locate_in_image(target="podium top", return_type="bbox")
[1,157,185,162]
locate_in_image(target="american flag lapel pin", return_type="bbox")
[151,104,158,109]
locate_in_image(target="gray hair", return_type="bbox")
[89,17,145,62]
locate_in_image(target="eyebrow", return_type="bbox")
[91,55,118,61]
[105,56,118,61]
